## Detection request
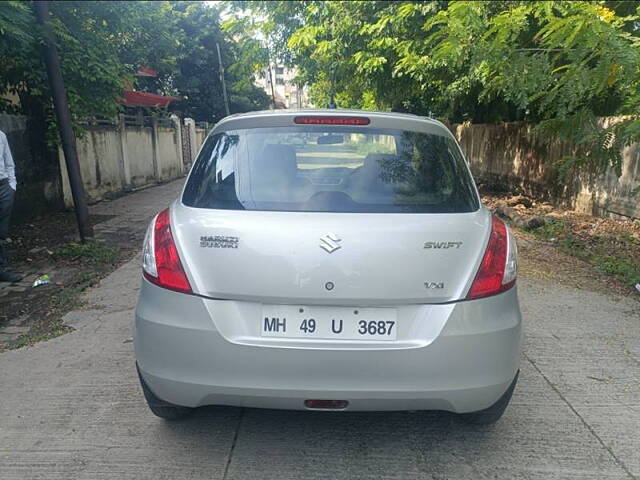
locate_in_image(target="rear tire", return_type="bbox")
[460,370,519,425]
[137,364,194,420]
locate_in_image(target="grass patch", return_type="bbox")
[49,242,118,313]
[56,239,119,265]
[3,242,123,351]
[579,234,640,286]
[526,218,566,239]
[8,270,103,349]
[9,323,71,349]
[49,272,97,311]
[526,218,640,287]
[594,255,640,285]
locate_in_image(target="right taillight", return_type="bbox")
[142,208,192,294]
[467,215,517,300]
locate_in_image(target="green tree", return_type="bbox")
[0,1,35,113]
[221,14,272,112]
[0,1,269,133]
[0,1,179,141]
[168,2,270,122]
[246,0,640,176]
[420,1,640,174]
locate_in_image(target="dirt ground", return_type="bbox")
[0,212,141,351]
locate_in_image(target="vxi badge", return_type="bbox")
[424,241,463,249]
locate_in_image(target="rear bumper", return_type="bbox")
[134,280,521,413]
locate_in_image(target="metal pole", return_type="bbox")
[328,66,337,109]
[33,0,93,240]
[265,46,277,109]
[215,42,230,116]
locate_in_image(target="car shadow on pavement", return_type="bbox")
[181,404,499,438]
[152,405,498,478]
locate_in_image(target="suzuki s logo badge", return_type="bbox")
[319,233,342,253]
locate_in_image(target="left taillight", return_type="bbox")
[142,208,192,294]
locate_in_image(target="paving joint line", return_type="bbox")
[524,352,636,479]
[222,408,245,480]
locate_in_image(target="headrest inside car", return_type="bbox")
[256,144,298,181]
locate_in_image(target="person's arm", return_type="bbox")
[1,133,16,190]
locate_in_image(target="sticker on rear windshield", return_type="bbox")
[200,235,239,249]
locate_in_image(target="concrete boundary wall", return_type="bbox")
[60,114,638,219]
[449,119,640,219]
[59,116,207,207]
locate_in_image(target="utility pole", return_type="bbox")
[265,46,277,109]
[327,67,337,109]
[34,0,93,240]
[328,16,338,109]
[215,42,230,117]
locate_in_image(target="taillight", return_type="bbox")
[294,116,370,125]
[467,215,517,300]
[142,208,192,294]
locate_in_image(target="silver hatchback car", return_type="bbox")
[134,110,521,424]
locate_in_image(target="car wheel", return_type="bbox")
[137,364,194,420]
[460,370,519,425]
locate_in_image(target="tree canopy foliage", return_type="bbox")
[0,0,269,133]
[167,3,270,121]
[244,0,640,177]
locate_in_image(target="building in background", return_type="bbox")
[256,64,310,109]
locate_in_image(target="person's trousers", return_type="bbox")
[0,180,15,271]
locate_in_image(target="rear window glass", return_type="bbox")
[182,126,479,213]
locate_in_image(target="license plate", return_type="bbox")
[261,305,397,341]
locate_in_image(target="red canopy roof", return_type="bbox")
[120,90,176,108]
[135,67,158,77]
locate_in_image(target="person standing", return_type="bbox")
[0,129,22,283]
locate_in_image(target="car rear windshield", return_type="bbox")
[182,126,479,213]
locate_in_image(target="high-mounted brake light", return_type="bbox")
[467,215,517,300]
[294,116,370,125]
[142,208,192,294]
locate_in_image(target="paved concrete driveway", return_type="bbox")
[1,187,638,479]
